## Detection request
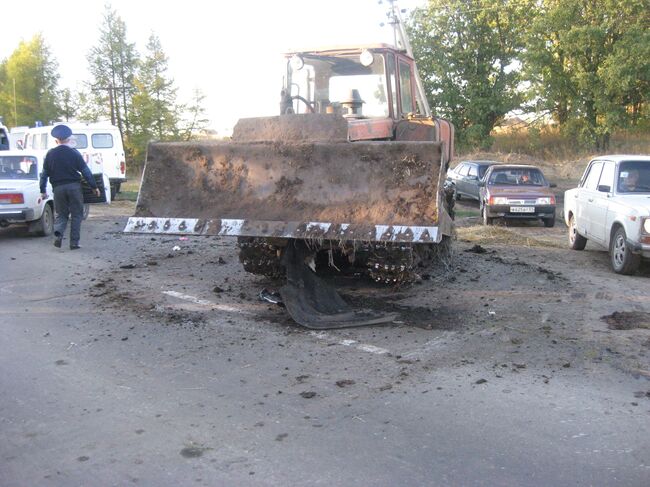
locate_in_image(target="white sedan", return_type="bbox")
[0,151,54,235]
[564,155,650,274]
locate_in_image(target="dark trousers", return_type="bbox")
[53,182,84,245]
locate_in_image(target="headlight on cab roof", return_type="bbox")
[643,218,650,234]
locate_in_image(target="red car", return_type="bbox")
[479,165,557,227]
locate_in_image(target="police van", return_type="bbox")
[9,126,29,150]
[23,122,126,199]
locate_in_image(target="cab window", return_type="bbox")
[468,165,478,178]
[92,133,113,148]
[399,61,414,115]
[386,54,398,118]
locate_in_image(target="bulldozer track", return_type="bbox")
[237,237,446,286]
[237,237,284,279]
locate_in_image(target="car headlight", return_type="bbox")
[492,197,509,205]
[643,218,650,234]
[536,197,553,205]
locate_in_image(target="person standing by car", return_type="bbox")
[39,124,100,249]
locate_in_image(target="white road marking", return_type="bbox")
[163,290,252,314]
[401,331,454,359]
[357,344,390,354]
[309,331,390,356]
[163,290,391,356]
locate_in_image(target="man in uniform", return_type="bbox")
[39,124,101,249]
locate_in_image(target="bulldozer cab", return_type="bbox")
[279,45,453,160]
[281,46,419,118]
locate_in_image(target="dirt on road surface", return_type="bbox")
[95,197,650,383]
[3,194,650,486]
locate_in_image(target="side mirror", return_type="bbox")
[597,184,611,193]
[549,182,557,188]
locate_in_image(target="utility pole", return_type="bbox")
[12,78,17,126]
[108,83,116,126]
[92,83,119,126]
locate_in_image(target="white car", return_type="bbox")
[564,155,650,274]
[0,151,54,235]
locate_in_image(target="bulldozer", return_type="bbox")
[125,8,455,329]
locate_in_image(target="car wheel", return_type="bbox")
[610,227,640,275]
[568,215,587,250]
[110,182,121,200]
[31,204,54,237]
[481,204,493,226]
[82,204,90,220]
[543,215,555,228]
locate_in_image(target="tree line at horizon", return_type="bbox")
[0,0,648,160]
[407,0,649,151]
[0,5,209,168]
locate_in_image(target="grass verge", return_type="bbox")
[115,177,141,202]
[456,225,565,249]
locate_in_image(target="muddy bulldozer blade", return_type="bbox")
[126,137,451,242]
[279,243,398,329]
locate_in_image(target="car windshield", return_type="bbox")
[617,161,650,193]
[488,168,546,186]
[0,155,38,180]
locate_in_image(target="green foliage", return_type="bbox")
[74,88,106,123]
[87,5,138,137]
[128,34,181,164]
[525,0,649,150]
[180,88,210,141]
[0,6,211,175]
[0,34,60,126]
[407,0,533,149]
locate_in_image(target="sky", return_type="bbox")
[2,0,426,134]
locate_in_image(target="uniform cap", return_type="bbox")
[51,124,72,140]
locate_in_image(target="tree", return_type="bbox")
[58,88,79,121]
[407,0,533,148]
[87,4,138,137]
[180,88,210,141]
[0,34,60,127]
[74,87,106,123]
[129,33,180,164]
[525,0,650,149]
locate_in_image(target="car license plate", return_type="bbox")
[510,206,535,213]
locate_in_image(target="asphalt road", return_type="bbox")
[1,208,649,487]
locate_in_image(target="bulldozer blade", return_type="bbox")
[127,137,451,243]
